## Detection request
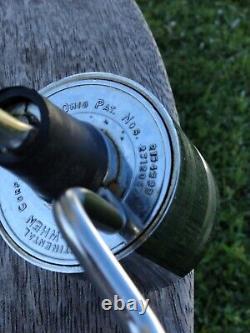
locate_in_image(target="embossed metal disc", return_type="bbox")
[0,73,173,272]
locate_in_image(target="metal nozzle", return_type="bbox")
[0,86,112,200]
[0,107,35,151]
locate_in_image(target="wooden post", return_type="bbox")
[0,1,193,332]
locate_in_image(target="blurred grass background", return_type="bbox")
[137,1,250,332]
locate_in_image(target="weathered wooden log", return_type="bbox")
[0,1,193,332]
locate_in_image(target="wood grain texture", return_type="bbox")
[0,0,193,332]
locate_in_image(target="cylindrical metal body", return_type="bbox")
[138,128,217,275]
[0,73,218,276]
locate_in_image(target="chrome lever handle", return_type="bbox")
[53,187,166,333]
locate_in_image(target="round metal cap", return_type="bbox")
[0,73,175,272]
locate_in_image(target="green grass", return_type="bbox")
[137,1,250,332]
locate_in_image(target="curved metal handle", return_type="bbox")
[53,187,166,333]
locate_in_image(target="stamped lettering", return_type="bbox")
[13,182,27,212]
